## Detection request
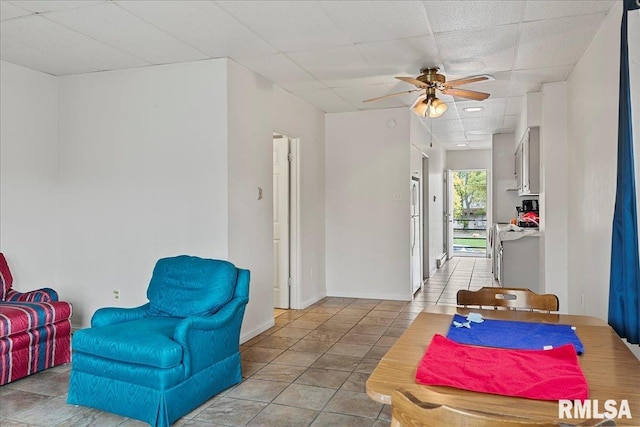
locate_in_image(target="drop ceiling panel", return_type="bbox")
[423,0,524,33]
[456,97,506,119]
[524,0,615,22]
[435,24,518,75]
[431,131,467,142]
[355,36,440,76]
[1,2,31,20]
[234,53,326,92]
[8,0,105,13]
[45,3,207,65]
[1,15,149,72]
[289,88,355,113]
[505,96,523,115]
[461,116,503,132]
[502,115,519,130]
[287,45,377,87]
[116,1,277,58]
[515,13,607,69]
[1,37,99,75]
[431,118,464,133]
[216,0,351,52]
[468,71,541,99]
[319,1,431,43]
[333,82,414,110]
[509,65,575,93]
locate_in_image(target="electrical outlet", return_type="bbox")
[580,293,585,308]
[113,289,120,302]
[310,268,315,278]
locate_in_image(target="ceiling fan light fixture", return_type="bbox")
[428,97,448,118]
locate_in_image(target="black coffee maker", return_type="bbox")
[516,199,539,227]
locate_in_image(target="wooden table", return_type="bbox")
[366,306,640,425]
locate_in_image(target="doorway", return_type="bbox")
[410,176,422,295]
[448,169,488,258]
[272,132,300,313]
[273,133,290,310]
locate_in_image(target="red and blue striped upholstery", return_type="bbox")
[0,253,73,385]
[0,301,72,385]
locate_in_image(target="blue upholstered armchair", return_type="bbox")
[67,256,250,427]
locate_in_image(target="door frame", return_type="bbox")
[273,132,301,310]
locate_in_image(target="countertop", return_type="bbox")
[496,223,541,242]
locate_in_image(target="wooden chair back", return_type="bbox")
[390,388,615,427]
[457,287,559,312]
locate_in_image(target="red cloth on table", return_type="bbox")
[415,334,588,401]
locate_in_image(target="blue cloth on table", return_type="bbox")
[446,314,584,354]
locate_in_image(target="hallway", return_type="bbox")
[416,257,498,305]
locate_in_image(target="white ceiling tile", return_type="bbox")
[423,1,524,34]
[216,0,351,52]
[287,45,374,87]
[8,1,106,13]
[464,131,493,142]
[333,82,417,110]
[431,131,467,142]
[466,71,540,99]
[505,95,523,115]
[45,2,207,64]
[461,116,503,132]
[233,53,326,92]
[435,24,518,74]
[524,1,615,22]
[431,118,464,133]
[1,1,31,20]
[514,13,607,69]
[116,1,277,59]
[0,37,99,75]
[1,14,149,72]
[319,1,431,43]
[356,35,441,77]
[456,97,506,119]
[511,64,574,85]
[289,88,355,113]
[503,115,519,130]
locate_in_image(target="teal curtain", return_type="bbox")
[608,0,640,344]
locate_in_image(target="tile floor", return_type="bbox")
[0,257,497,427]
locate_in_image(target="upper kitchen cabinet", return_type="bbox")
[516,127,540,196]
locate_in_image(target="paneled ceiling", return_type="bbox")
[0,0,616,150]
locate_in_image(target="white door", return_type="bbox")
[410,178,422,294]
[273,136,290,309]
[446,169,454,259]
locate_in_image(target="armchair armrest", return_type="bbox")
[174,296,249,377]
[5,287,58,302]
[91,303,150,327]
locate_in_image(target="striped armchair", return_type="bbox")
[0,253,73,385]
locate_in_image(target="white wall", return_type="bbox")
[566,1,622,319]
[57,60,229,325]
[539,81,569,312]
[271,86,326,308]
[227,60,274,338]
[0,61,58,291]
[410,115,447,276]
[446,149,491,171]
[326,109,412,300]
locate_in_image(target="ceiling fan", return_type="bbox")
[364,68,493,118]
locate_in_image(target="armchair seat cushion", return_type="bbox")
[72,317,183,369]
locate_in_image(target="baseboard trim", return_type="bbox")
[326,290,411,302]
[240,318,275,344]
[297,292,326,310]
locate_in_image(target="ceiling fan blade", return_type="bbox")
[396,76,428,88]
[363,89,421,103]
[446,74,494,86]
[442,87,490,101]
